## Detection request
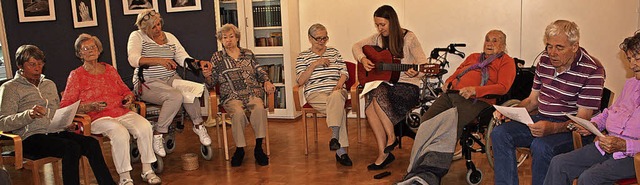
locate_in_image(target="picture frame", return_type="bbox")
[122,0,158,15]
[166,0,201,13]
[17,0,56,22]
[71,0,97,28]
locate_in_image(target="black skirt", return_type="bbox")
[365,82,420,125]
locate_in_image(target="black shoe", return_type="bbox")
[231,149,245,167]
[383,138,399,154]
[335,154,353,166]
[254,148,269,166]
[329,138,340,151]
[367,153,395,170]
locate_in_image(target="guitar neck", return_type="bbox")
[376,63,418,71]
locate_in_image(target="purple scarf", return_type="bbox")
[455,52,504,87]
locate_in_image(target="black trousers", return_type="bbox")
[23,132,115,185]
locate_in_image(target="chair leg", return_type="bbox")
[265,119,270,156]
[222,113,230,161]
[53,161,62,185]
[32,164,42,185]
[303,111,309,155]
[313,114,318,142]
[357,111,362,143]
[215,115,222,151]
[81,157,90,185]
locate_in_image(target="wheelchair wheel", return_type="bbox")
[152,155,164,174]
[201,145,213,160]
[405,112,422,131]
[164,133,176,154]
[466,169,482,185]
[485,99,525,168]
[130,142,141,163]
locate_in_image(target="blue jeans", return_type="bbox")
[490,115,593,185]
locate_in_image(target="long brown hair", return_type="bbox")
[374,5,404,58]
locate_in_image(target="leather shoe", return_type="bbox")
[230,149,245,167]
[383,138,399,154]
[367,153,395,170]
[329,138,340,151]
[254,148,269,166]
[335,154,353,166]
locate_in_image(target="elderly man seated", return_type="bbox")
[398,30,516,185]
[543,31,640,185]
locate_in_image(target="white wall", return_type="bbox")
[298,0,639,97]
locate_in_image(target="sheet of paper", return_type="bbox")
[565,114,604,137]
[172,79,205,103]
[359,80,386,98]
[493,105,534,124]
[49,100,80,132]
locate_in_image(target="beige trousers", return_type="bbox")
[223,96,267,147]
[306,89,349,147]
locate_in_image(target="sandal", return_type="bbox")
[141,170,162,184]
[118,178,133,185]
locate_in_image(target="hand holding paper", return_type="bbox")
[493,105,534,124]
[49,100,81,132]
[565,114,604,137]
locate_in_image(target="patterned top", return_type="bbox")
[127,30,191,86]
[295,47,348,97]
[591,78,640,159]
[61,63,133,120]
[533,47,605,120]
[205,48,270,105]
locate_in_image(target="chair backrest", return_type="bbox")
[600,87,613,112]
[345,61,356,89]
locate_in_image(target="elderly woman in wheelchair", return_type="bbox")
[397,29,516,185]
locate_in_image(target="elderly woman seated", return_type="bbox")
[203,23,275,167]
[0,45,115,185]
[398,30,516,184]
[60,33,160,185]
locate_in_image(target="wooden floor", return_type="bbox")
[7,117,533,185]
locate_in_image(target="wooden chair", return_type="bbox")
[292,61,361,155]
[208,85,275,160]
[570,88,639,184]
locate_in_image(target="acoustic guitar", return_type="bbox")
[357,45,439,84]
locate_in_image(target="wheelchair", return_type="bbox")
[396,55,535,184]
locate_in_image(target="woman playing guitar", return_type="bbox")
[351,5,428,170]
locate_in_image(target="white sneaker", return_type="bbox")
[152,134,166,157]
[193,125,212,146]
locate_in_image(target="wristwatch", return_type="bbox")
[566,122,577,131]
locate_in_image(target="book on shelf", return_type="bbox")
[252,5,282,27]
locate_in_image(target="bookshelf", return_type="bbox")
[214,0,300,119]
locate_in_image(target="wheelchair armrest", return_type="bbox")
[0,132,23,169]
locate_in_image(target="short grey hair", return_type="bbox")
[216,24,241,41]
[307,23,326,37]
[74,33,103,58]
[15,45,45,67]
[135,9,162,32]
[544,20,580,45]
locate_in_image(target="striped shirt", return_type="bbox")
[533,47,605,120]
[295,47,348,97]
[127,30,191,86]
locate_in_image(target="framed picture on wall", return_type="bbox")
[71,0,97,28]
[122,0,158,15]
[166,0,201,13]
[17,0,56,22]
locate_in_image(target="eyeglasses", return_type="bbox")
[142,10,158,22]
[24,61,45,68]
[80,45,97,52]
[309,34,329,42]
